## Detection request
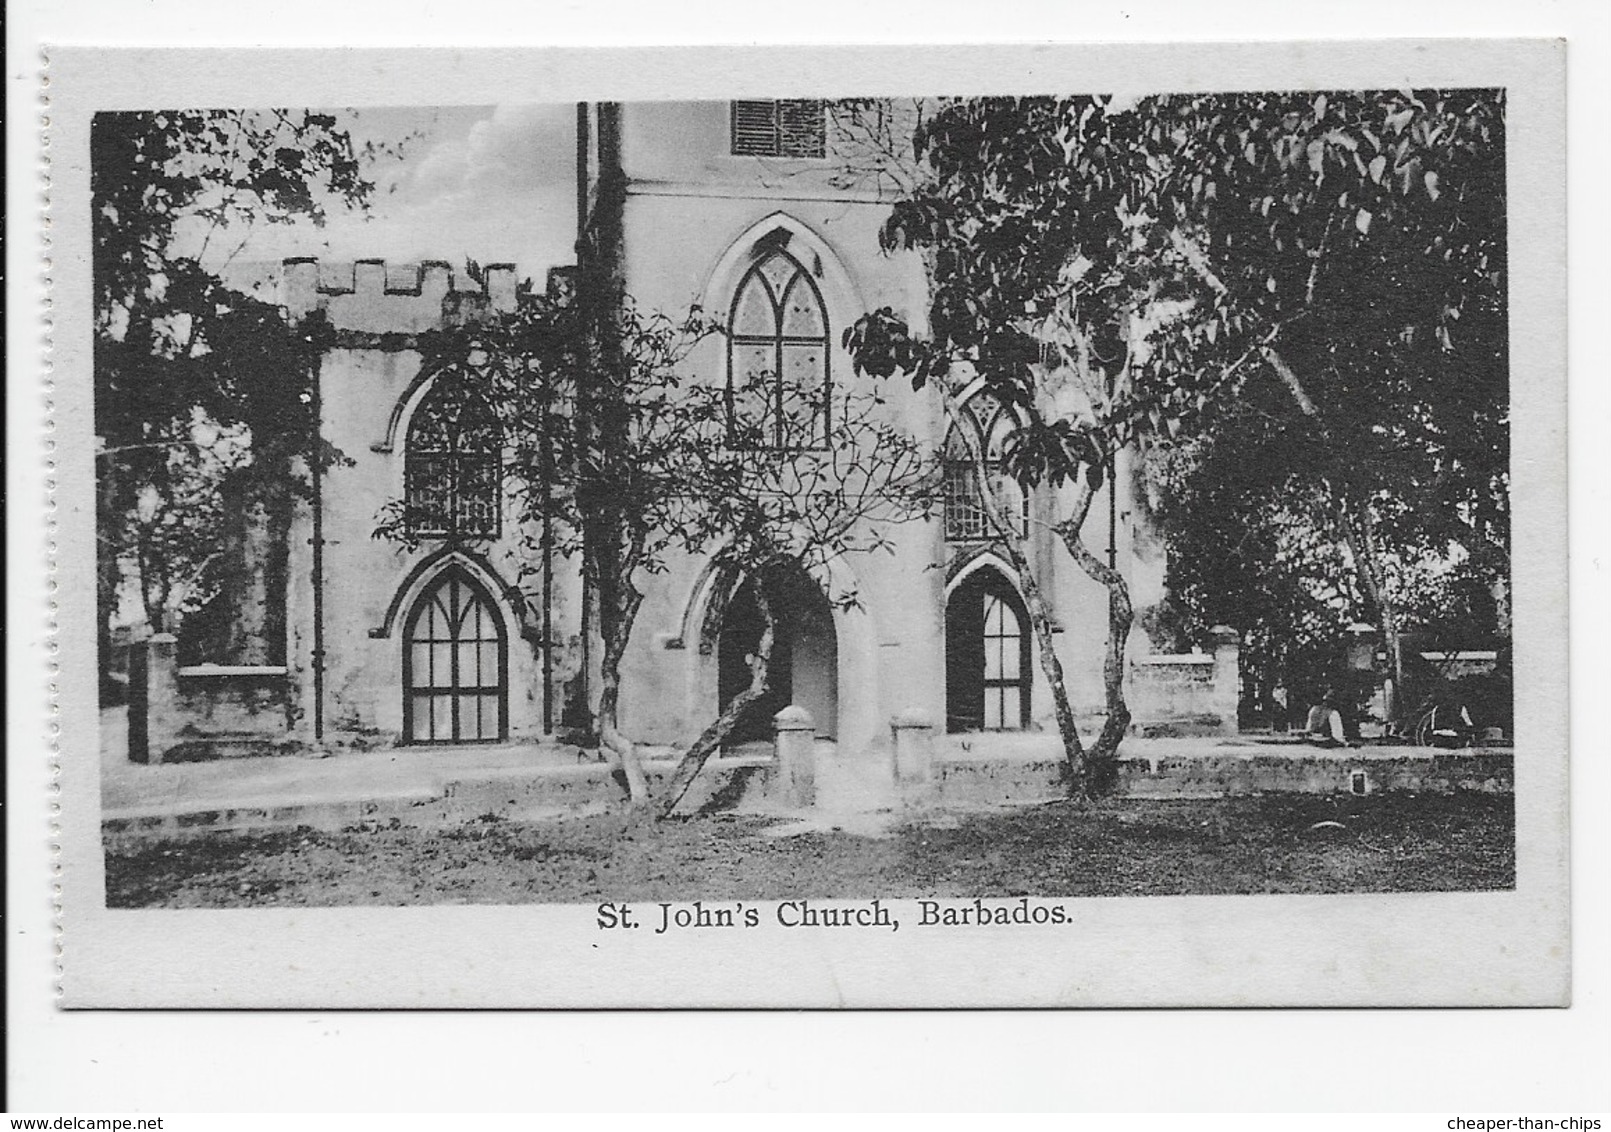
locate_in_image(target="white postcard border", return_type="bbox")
[45,39,1569,1009]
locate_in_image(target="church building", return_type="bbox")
[127,100,1238,771]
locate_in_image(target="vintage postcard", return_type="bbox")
[48,41,1568,1008]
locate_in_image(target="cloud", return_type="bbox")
[408,103,575,203]
[208,103,582,284]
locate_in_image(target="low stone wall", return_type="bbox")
[128,634,295,763]
[1127,626,1240,737]
[102,752,778,842]
[931,747,1513,803]
[1418,650,1500,681]
[431,754,780,822]
[99,736,1514,843]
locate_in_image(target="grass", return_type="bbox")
[103,791,1514,909]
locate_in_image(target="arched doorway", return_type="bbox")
[403,567,507,744]
[717,565,838,744]
[946,568,1031,733]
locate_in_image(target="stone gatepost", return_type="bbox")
[772,705,816,808]
[1346,622,1379,672]
[1209,625,1240,736]
[129,633,181,764]
[891,707,937,802]
[1345,622,1386,737]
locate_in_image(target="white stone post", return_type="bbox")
[891,707,936,800]
[1209,625,1240,737]
[282,257,320,322]
[135,633,182,764]
[1345,622,1384,739]
[1346,622,1379,672]
[772,705,816,808]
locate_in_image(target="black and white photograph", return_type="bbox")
[42,42,1568,1011]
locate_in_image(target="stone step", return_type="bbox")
[102,754,783,842]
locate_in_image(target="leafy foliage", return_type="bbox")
[846,90,1509,744]
[1117,89,1510,710]
[93,110,376,654]
[114,427,245,633]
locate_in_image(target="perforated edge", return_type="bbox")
[40,48,63,1002]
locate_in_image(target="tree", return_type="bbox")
[118,427,242,636]
[1141,413,1371,724]
[374,278,706,804]
[822,99,931,200]
[650,368,930,818]
[846,90,1508,788]
[1103,89,1509,715]
[822,98,1096,786]
[846,98,1209,794]
[1145,363,1507,729]
[93,110,377,676]
[379,281,930,818]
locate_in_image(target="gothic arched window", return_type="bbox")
[945,567,1032,733]
[404,375,502,538]
[403,567,507,743]
[943,391,1027,542]
[728,249,830,449]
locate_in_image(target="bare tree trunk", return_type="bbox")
[658,584,776,819]
[218,468,291,665]
[1016,557,1087,782]
[1265,346,1407,721]
[135,531,166,634]
[96,461,123,701]
[596,580,652,809]
[1058,524,1135,774]
[574,99,630,746]
[1346,500,1406,715]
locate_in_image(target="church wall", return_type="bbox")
[258,101,1217,762]
[602,101,1183,750]
[281,259,559,749]
[605,128,952,755]
[598,102,1145,754]
[619,100,886,200]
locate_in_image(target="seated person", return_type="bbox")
[1425,701,1476,749]
[1304,692,1352,748]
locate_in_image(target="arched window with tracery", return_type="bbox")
[943,390,1027,542]
[945,566,1032,732]
[403,567,507,744]
[728,248,830,449]
[404,374,502,538]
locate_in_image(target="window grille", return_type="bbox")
[981,591,1028,731]
[943,392,1028,541]
[944,569,1032,733]
[404,569,506,743]
[944,460,988,541]
[404,375,502,538]
[731,100,826,158]
[727,249,830,449]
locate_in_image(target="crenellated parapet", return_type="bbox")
[283,257,519,338]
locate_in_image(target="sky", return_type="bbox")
[203,103,581,290]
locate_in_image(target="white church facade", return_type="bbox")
[125,101,1238,770]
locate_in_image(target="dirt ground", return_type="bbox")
[103,790,1515,908]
